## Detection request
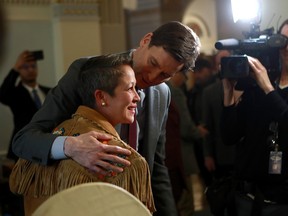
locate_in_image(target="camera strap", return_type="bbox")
[268,122,282,174]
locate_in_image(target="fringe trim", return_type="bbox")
[9,108,155,212]
[10,157,155,212]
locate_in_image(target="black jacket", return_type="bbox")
[221,85,288,203]
[0,69,51,159]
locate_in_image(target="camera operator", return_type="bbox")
[221,19,288,216]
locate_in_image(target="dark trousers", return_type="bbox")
[194,141,212,186]
[235,192,288,216]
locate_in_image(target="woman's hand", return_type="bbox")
[248,56,275,94]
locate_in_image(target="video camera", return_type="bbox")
[215,25,288,81]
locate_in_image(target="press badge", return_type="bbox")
[269,151,282,174]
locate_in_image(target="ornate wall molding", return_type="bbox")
[52,3,99,20]
[3,0,51,5]
[3,0,125,23]
[3,0,100,5]
[3,1,101,21]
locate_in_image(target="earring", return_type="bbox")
[101,101,106,106]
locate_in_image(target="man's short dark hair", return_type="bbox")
[150,21,201,74]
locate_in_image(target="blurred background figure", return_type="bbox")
[167,71,208,215]
[202,50,236,216]
[202,50,235,178]
[165,98,187,215]
[0,50,51,161]
[185,56,215,187]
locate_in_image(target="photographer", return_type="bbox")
[221,19,288,216]
[0,50,51,161]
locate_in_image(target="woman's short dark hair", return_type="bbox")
[79,54,132,109]
[150,21,201,74]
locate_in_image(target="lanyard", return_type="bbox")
[269,121,279,150]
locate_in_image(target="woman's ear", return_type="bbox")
[95,90,106,106]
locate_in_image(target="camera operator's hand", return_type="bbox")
[248,56,275,94]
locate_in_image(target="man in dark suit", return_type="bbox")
[0,50,51,160]
[12,21,200,216]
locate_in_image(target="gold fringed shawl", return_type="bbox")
[9,106,155,212]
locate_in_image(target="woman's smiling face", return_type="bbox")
[99,64,140,126]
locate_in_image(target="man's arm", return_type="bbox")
[0,69,19,105]
[0,51,31,104]
[12,57,131,174]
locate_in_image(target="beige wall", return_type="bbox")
[182,0,218,55]
[0,1,126,155]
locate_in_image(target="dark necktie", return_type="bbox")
[129,88,146,150]
[128,115,137,150]
[32,89,42,109]
[121,89,144,150]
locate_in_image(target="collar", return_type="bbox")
[22,83,40,93]
[74,106,120,139]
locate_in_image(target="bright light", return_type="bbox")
[231,0,261,23]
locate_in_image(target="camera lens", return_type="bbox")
[220,56,249,78]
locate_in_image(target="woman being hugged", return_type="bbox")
[10,54,155,216]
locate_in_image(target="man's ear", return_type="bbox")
[140,32,153,47]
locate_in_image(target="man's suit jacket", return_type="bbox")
[0,69,51,159]
[13,54,177,216]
